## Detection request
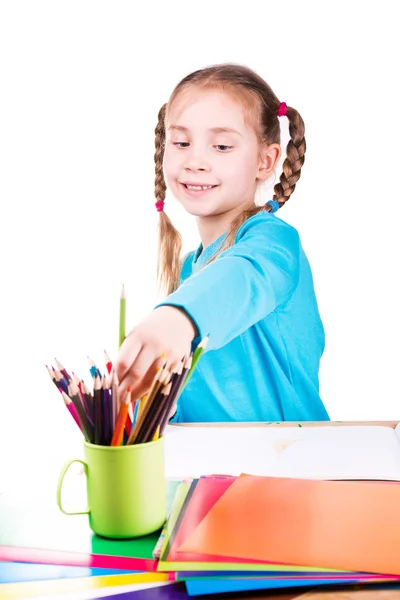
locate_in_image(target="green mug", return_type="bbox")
[57,437,166,539]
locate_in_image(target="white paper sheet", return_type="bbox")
[164,424,400,480]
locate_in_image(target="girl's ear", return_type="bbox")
[257,143,281,181]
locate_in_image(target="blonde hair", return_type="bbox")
[154,63,306,296]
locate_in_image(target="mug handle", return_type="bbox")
[57,458,90,515]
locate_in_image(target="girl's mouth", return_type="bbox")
[180,183,218,197]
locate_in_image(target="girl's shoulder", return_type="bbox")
[235,210,300,246]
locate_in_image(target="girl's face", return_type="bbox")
[163,89,277,220]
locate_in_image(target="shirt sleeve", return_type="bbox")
[154,214,301,351]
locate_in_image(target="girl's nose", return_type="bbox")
[184,148,210,172]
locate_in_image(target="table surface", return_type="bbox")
[2,420,400,600]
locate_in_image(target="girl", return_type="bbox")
[115,63,330,422]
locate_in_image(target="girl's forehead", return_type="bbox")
[166,88,250,132]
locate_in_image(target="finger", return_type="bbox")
[118,345,160,399]
[114,332,142,385]
[133,357,163,400]
[163,349,189,373]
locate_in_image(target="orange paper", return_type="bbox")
[179,474,400,575]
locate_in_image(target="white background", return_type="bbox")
[1,0,399,476]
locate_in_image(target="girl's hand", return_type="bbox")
[114,306,197,399]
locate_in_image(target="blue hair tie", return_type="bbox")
[266,200,280,213]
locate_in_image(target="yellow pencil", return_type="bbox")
[127,368,170,445]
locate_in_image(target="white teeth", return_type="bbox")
[186,184,214,191]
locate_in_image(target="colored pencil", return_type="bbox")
[81,379,94,419]
[149,359,184,439]
[67,381,94,443]
[61,391,82,431]
[71,372,90,414]
[52,368,69,394]
[87,356,101,378]
[93,374,102,445]
[45,364,56,383]
[127,367,169,445]
[179,336,209,393]
[111,369,119,431]
[104,349,113,374]
[159,355,192,435]
[137,382,172,444]
[100,375,110,445]
[125,398,133,438]
[54,358,71,382]
[119,284,126,348]
[133,368,172,444]
[46,365,66,395]
[111,389,131,446]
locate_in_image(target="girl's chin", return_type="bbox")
[176,198,218,216]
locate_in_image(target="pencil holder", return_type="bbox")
[57,436,166,539]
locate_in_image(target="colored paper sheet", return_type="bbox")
[99,582,189,599]
[0,480,180,573]
[177,571,398,581]
[0,546,162,574]
[0,571,170,600]
[159,477,354,575]
[185,577,371,596]
[180,475,400,575]
[80,580,400,600]
[0,561,140,583]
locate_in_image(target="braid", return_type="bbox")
[154,104,167,209]
[154,104,182,296]
[272,106,306,209]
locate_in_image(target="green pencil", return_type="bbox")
[119,283,126,347]
[180,336,209,393]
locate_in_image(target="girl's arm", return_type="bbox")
[155,214,301,351]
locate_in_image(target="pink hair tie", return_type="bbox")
[155,200,165,212]
[277,102,287,117]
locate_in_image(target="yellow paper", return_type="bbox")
[0,571,168,599]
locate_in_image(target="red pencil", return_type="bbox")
[104,350,113,374]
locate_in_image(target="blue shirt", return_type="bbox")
[156,211,329,422]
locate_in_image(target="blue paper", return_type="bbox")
[0,561,139,584]
[185,577,366,596]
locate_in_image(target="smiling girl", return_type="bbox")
[114,63,329,423]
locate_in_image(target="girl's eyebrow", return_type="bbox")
[168,124,242,137]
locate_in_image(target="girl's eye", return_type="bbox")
[171,142,233,152]
[215,145,233,152]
